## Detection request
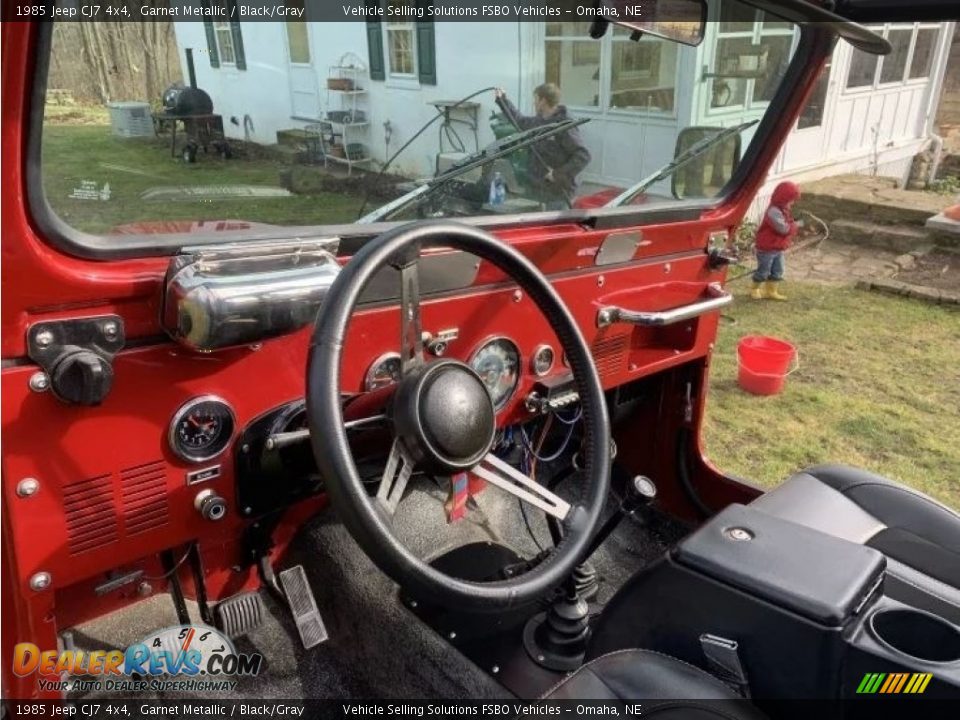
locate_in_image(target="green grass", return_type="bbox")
[40,123,363,234]
[702,282,960,510]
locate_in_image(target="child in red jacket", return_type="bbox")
[751,181,801,301]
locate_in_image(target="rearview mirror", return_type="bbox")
[602,0,707,47]
[671,127,742,200]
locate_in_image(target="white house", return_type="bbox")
[173,3,955,218]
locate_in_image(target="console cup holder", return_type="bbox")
[870,608,960,663]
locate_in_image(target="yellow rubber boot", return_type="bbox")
[750,282,764,300]
[764,281,787,301]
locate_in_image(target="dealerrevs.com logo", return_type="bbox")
[13,625,262,693]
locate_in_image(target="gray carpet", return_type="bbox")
[67,471,687,701]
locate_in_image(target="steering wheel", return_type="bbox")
[307,221,610,611]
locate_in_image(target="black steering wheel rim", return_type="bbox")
[307,220,610,611]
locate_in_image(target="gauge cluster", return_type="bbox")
[169,396,235,463]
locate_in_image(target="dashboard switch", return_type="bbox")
[194,488,228,522]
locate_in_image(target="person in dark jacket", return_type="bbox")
[752,180,801,301]
[494,84,591,210]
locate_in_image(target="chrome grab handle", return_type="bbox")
[596,282,732,328]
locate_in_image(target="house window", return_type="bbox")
[797,57,831,129]
[879,27,913,84]
[385,20,416,77]
[545,23,601,108]
[846,48,879,89]
[909,27,940,79]
[846,24,940,91]
[544,23,678,114]
[213,21,236,65]
[709,1,796,111]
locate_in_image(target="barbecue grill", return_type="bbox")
[153,49,229,163]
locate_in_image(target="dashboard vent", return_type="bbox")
[64,473,119,555]
[121,460,170,536]
[591,334,628,378]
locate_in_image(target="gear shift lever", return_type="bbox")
[524,475,658,670]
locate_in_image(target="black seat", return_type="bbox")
[542,649,765,718]
[751,464,960,623]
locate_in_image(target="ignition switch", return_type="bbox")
[194,489,228,522]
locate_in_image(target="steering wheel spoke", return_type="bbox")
[473,452,571,520]
[377,438,416,514]
[394,250,424,376]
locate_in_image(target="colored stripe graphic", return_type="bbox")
[859,672,932,694]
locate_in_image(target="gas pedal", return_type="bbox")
[215,591,266,639]
[279,565,328,649]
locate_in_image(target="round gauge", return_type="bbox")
[169,396,235,463]
[469,338,520,411]
[365,352,402,391]
[531,344,555,377]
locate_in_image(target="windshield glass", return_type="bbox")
[37,0,799,243]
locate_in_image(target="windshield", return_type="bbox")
[36,0,802,246]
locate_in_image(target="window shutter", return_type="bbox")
[415,2,436,85]
[203,18,219,68]
[367,22,385,81]
[230,21,246,70]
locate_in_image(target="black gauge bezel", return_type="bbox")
[168,395,236,463]
[468,336,521,411]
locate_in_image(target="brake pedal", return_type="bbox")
[279,565,328,649]
[215,591,266,639]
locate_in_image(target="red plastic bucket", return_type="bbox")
[737,335,797,396]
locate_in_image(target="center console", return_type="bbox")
[589,504,960,701]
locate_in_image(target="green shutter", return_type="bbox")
[203,17,219,68]
[367,22,385,81]
[230,21,246,70]
[225,0,245,70]
[415,1,436,85]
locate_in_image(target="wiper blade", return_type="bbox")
[606,120,758,208]
[358,118,589,223]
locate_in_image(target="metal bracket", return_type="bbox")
[26,315,125,405]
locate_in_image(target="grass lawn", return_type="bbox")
[702,282,960,510]
[40,123,363,234]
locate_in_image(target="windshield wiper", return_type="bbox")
[605,119,759,208]
[358,118,589,224]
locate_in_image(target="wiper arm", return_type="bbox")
[358,118,589,223]
[606,120,758,208]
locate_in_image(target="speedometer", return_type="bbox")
[469,338,520,411]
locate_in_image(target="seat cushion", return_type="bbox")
[752,464,960,621]
[542,649,766,718]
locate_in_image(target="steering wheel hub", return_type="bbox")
[393,360,496,474]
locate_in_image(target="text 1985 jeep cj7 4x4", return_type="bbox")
[2,1,959,717]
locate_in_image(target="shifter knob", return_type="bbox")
[630,475,658,503]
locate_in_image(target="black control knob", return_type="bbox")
[51,350,114,406]
[194,489,228,522]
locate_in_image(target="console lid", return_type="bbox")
[675,504,886,625]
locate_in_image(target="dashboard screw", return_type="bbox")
[664,263,672,274]
[102,321,118,340]
[512,289,522,303]
[726,527,753,542]
[242,444,250,454]
[448,631,457,640]
[35,330,54,347]
[29,372,50,393]
[17,478,40,498]
[138,582,153,597]
[30,572,52,591]
[597,275,605,287]
[491,665,500,674]
[409,600,418,608]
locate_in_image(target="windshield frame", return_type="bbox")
[25,19,824,260]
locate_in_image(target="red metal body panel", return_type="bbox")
[1,20,833,700]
